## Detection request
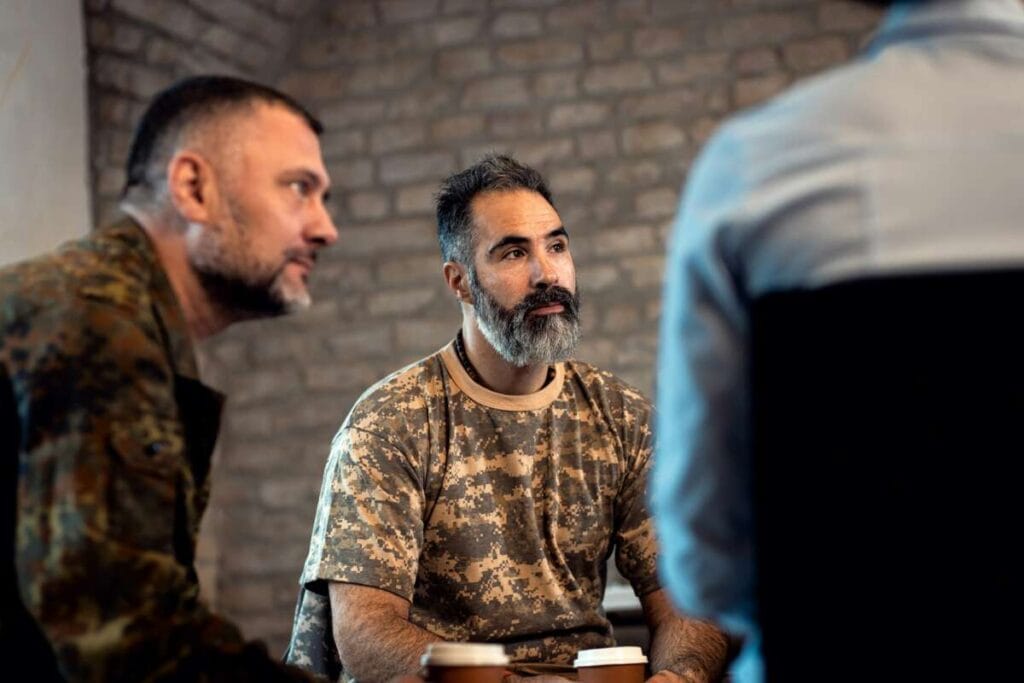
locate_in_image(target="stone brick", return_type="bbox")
[435,16,484,46]
[231,369,301,407]
[348,60,429,95]
[577,130,618,160]
[733,72,790,108]
[277,70,346,100]
[618,87,705,120]
[690,116,723,145]
[606,160,661,188]
[328,159,374,190]
[380,151,455,184]
[462,76,531,109]
[321,130,367,158]
[381,0,440,23]
[818,1,882,31]
[587,31,627,62]
[635,187,680,219]
[111,0,206,42]
[328,2,377,29]
[320,100,387,128]
[377,253,443,284]
[96,95,135,126]
[193,0,288,47]
[324,326,393,357]
[92,55,168,98]
[656,51,730,87]
[632,26,691,57]
[303,363,383,392]
[97,168,125,196]
[705,11,815,48]
[546,1,609,30]
[396,318,461,351]
[783,36,850,72]
[613,0,649,22]
[583,62,654,94]
[594,224,658,255]
[498,39,583,69]
[651,0,716,17]
[576,263,620,292]
[489,111,545,138]
[514,138,575,168]
[367,287,437,316]
[437,47,493,80]
[622,121,686,154]
[492,11,543,38]
[533,70,580,100]
[603,304,642,333]
[388,88,454,120]
[396,183,439,216]
[370,122,427,155]
[445,0,483,13]
[735,47,779,75]
[272,0,319,18]
[549,102,611,130]
[549,166,597,195]
[433,114,486,142]
[346,191,390,220]
[344,220,438,256]
[622,255,666,287]
[89,18,144,54]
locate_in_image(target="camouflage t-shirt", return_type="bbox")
[292,342,658,677]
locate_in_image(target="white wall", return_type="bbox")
[0,0,90,267]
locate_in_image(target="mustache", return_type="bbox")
[515,285,579,317]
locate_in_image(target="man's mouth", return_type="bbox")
[530,303,565,316]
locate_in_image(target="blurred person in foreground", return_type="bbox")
[0,75,338,681]
[652,1,1024,681]
[287,155,730,683]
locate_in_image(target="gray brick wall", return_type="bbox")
[85,0,882,657]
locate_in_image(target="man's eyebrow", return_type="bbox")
[487,226,568,255]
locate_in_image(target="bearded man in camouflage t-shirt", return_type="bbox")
[287,155,729,683]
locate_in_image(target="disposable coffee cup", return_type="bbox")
[420,642,510,683]
[573,646,648,683]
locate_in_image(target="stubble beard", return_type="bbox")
[468,269,581,367]
[188,198,311,320]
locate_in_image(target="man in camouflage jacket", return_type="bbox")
[0,76,337,681]
[287,156,730,683]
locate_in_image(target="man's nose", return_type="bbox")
[307,202,339,247]
[530,253,559,288]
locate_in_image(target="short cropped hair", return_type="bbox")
[121,75,322,202]
[435,154,554,267]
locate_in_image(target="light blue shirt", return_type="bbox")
[652,1,1024,680]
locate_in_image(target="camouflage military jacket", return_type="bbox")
[289,343,659,681]
[0,219,309,682]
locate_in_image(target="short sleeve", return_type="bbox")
[301,425,427,601]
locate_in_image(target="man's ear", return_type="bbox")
[443,261,473,304]
[166,150,216,223]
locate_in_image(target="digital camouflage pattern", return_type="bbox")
[0,219,312,682]
[289,343,659,682]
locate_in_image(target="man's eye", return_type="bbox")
[551,241,567,253]
[504,248,525,260]
[289,180,311,196]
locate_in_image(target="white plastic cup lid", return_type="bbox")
[420,642,511,667]
[573,646,648,668]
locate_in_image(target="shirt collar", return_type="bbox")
[869,0,1024,52]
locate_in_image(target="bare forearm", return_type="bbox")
[329,582,440,683]
[649,617,730,683]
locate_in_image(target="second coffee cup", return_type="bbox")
[420,642,510,683]
[573,646,648,683]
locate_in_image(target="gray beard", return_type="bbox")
[469,272,581,367]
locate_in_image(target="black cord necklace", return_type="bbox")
[453,330,556,388]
